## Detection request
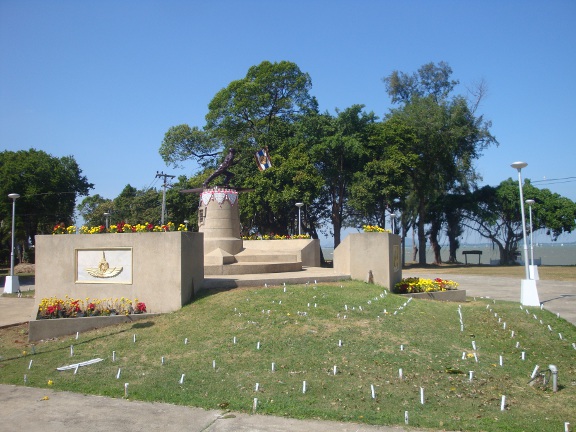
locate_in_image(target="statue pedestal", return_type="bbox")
[198,188,243,257]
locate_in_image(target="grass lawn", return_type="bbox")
[1,280,575,431]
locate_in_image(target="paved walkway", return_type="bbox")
[1,268,574,431]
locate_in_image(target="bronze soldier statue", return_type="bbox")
[203,148,237,188]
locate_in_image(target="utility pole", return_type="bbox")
[156,171,175,225]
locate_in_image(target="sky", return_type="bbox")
[1,0,575,244]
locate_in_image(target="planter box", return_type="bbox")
[401,290,467,302]
[34,232,204,317]
[29,314,159,342]
[334,233,402,289]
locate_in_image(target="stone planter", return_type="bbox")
[400,290,467,302]
[29,313,159,342]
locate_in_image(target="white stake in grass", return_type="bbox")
[161,356,165,365]
[184,338,188,345]
[462,352,466,360]
[212,360,216,369]
[521,351,526,360]
[371,384,376,399]
[511,330,515,338]
[404,411,409,424]
[500,395,506,411]
[76,331,79,340]
[559,333,563,340]
[255,383,259,391]
[333,365,337,375]
[399,368,403,379]
[338,339,342,347]
[256,341,261,350]
[531,365,540,379]
[472,341,477,351]
[116,368,121,379]
[70,345,74,357]
[469,371,474,381]
[233,336,237,344]
[302,380,307,394]
[124,382,129,398]
[179,374,185,384]
[112,351,116,362]
[499,355,503,367]
[133,334,136,343]
[420,387,425,404]
[28,359,33,369]
[271,362,275,372]
[564,422,570,432]
[253,398,258,412]
[515,341,520,348]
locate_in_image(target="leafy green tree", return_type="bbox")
[160,60,320,237]
[382,62,496,264]
[464,179,576,264]
[305,105,377,247]
[77,194,112,227]
[0,149,93,263]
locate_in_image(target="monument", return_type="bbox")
[182,148,320,275]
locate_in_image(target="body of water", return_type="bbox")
[322,243,576,266]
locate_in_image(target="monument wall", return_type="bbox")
[34,232,204,317]
[333,233,402,289]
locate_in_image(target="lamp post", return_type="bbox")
[4,193,20,294]
[525,199,539,280]
[184,219,189,231]
[103,212,110,230]
[390,213,396,235]
[295,203,304,236]
[511,162,539,306]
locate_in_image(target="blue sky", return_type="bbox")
[1,0,575,243]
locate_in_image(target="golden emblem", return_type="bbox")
[86,251,123,278]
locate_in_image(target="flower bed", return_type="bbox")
[53,221,187,234]
[241,234,311,240]
[393,277,459,294]
[362,225,391,233]
[37,296,146,319]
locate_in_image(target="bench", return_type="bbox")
[462,250,482,265]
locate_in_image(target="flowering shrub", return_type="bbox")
[241,233,312,240]
[37,296,147,319]
[393,277,459,294]
[54,222,186,234]
[362,225,391,233]
[53,224,77,234]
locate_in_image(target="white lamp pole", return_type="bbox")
[525,199,539,280]
[390,213,396,234]
[511,162,539,306]
[103,212,110,230]
[4,193,20,294]
[295,203,304,236]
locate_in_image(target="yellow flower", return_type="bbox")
[47,380,54,386]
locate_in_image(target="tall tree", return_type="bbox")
[307,105,377,247]
[382,62,496,264]
[0,149,93,263]
[160,60,319,236]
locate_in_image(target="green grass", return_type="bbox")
[1,281,575,431]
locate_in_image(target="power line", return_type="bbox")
[531,176,576,184]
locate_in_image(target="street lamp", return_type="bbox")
[389,213,396,235]
[525,199,539,280]
[103,212,110,230]
[511,162,539,306]
[4,193,20,294]
[184,219,189,231]
[295,203,304,236]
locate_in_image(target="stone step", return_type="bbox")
[234,249,299,263]
[204,261,302,276]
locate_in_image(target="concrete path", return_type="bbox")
[0,384,415,432]
[1,268,574,431]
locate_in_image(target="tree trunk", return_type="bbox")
[429,220,442,265]
[417,205,427,264]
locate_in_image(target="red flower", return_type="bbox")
[135,302,146,313]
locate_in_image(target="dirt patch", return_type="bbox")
[14,264,35,275]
